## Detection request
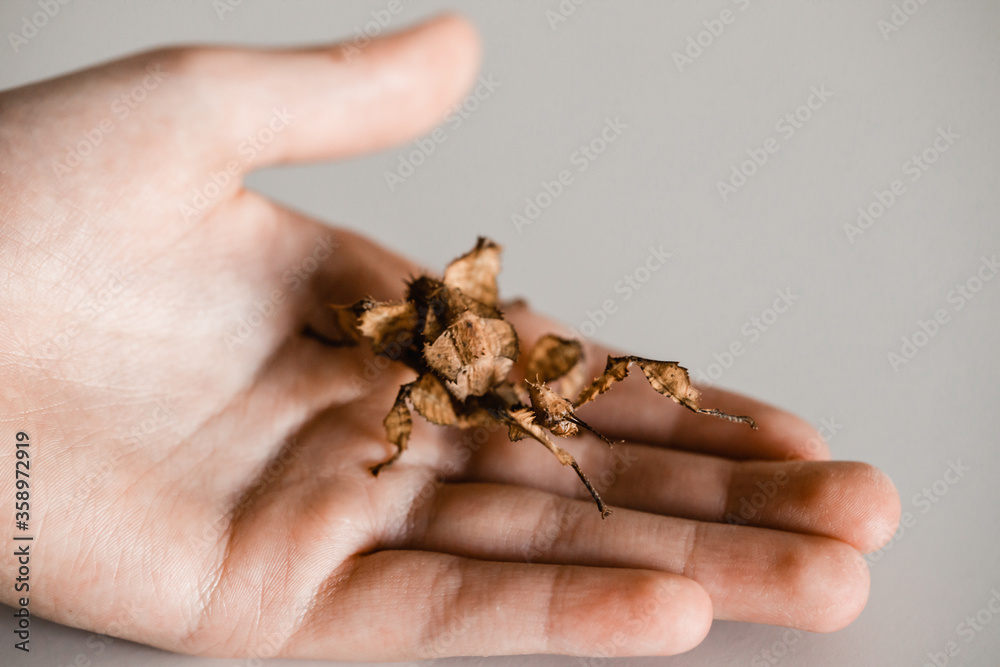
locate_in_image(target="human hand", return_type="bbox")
[0,15,900,660]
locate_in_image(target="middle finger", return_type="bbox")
[460,434,899,553]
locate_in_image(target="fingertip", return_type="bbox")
[324,11,482,153]
[419,12,483,70]
[855,464,902,554]
[349,12,482,109]
[818,541,870,632]
[647,575,714,655]
[745,460,902,553]
[784,537,870,633]
[578,572,713,657]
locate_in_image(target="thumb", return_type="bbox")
[168,13,481,168]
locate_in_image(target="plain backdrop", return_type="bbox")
[2,1,999,665]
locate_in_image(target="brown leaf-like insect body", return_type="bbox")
[524,334,588,400]
[442,237,501,307]
[526,380,615,445]
[498,405,611,518]
[525,334,584,383]
[331,237,755,517]
[372,384,414,476]
[424,312,518,401]
[576,355,757,429]
[409,372,459,426]
[574,355,631,407]
[357,300,418,356]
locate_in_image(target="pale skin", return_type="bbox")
[0,15,901,659]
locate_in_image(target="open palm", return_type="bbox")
[0,16,900,660]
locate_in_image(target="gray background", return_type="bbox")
[2,1,998,665]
